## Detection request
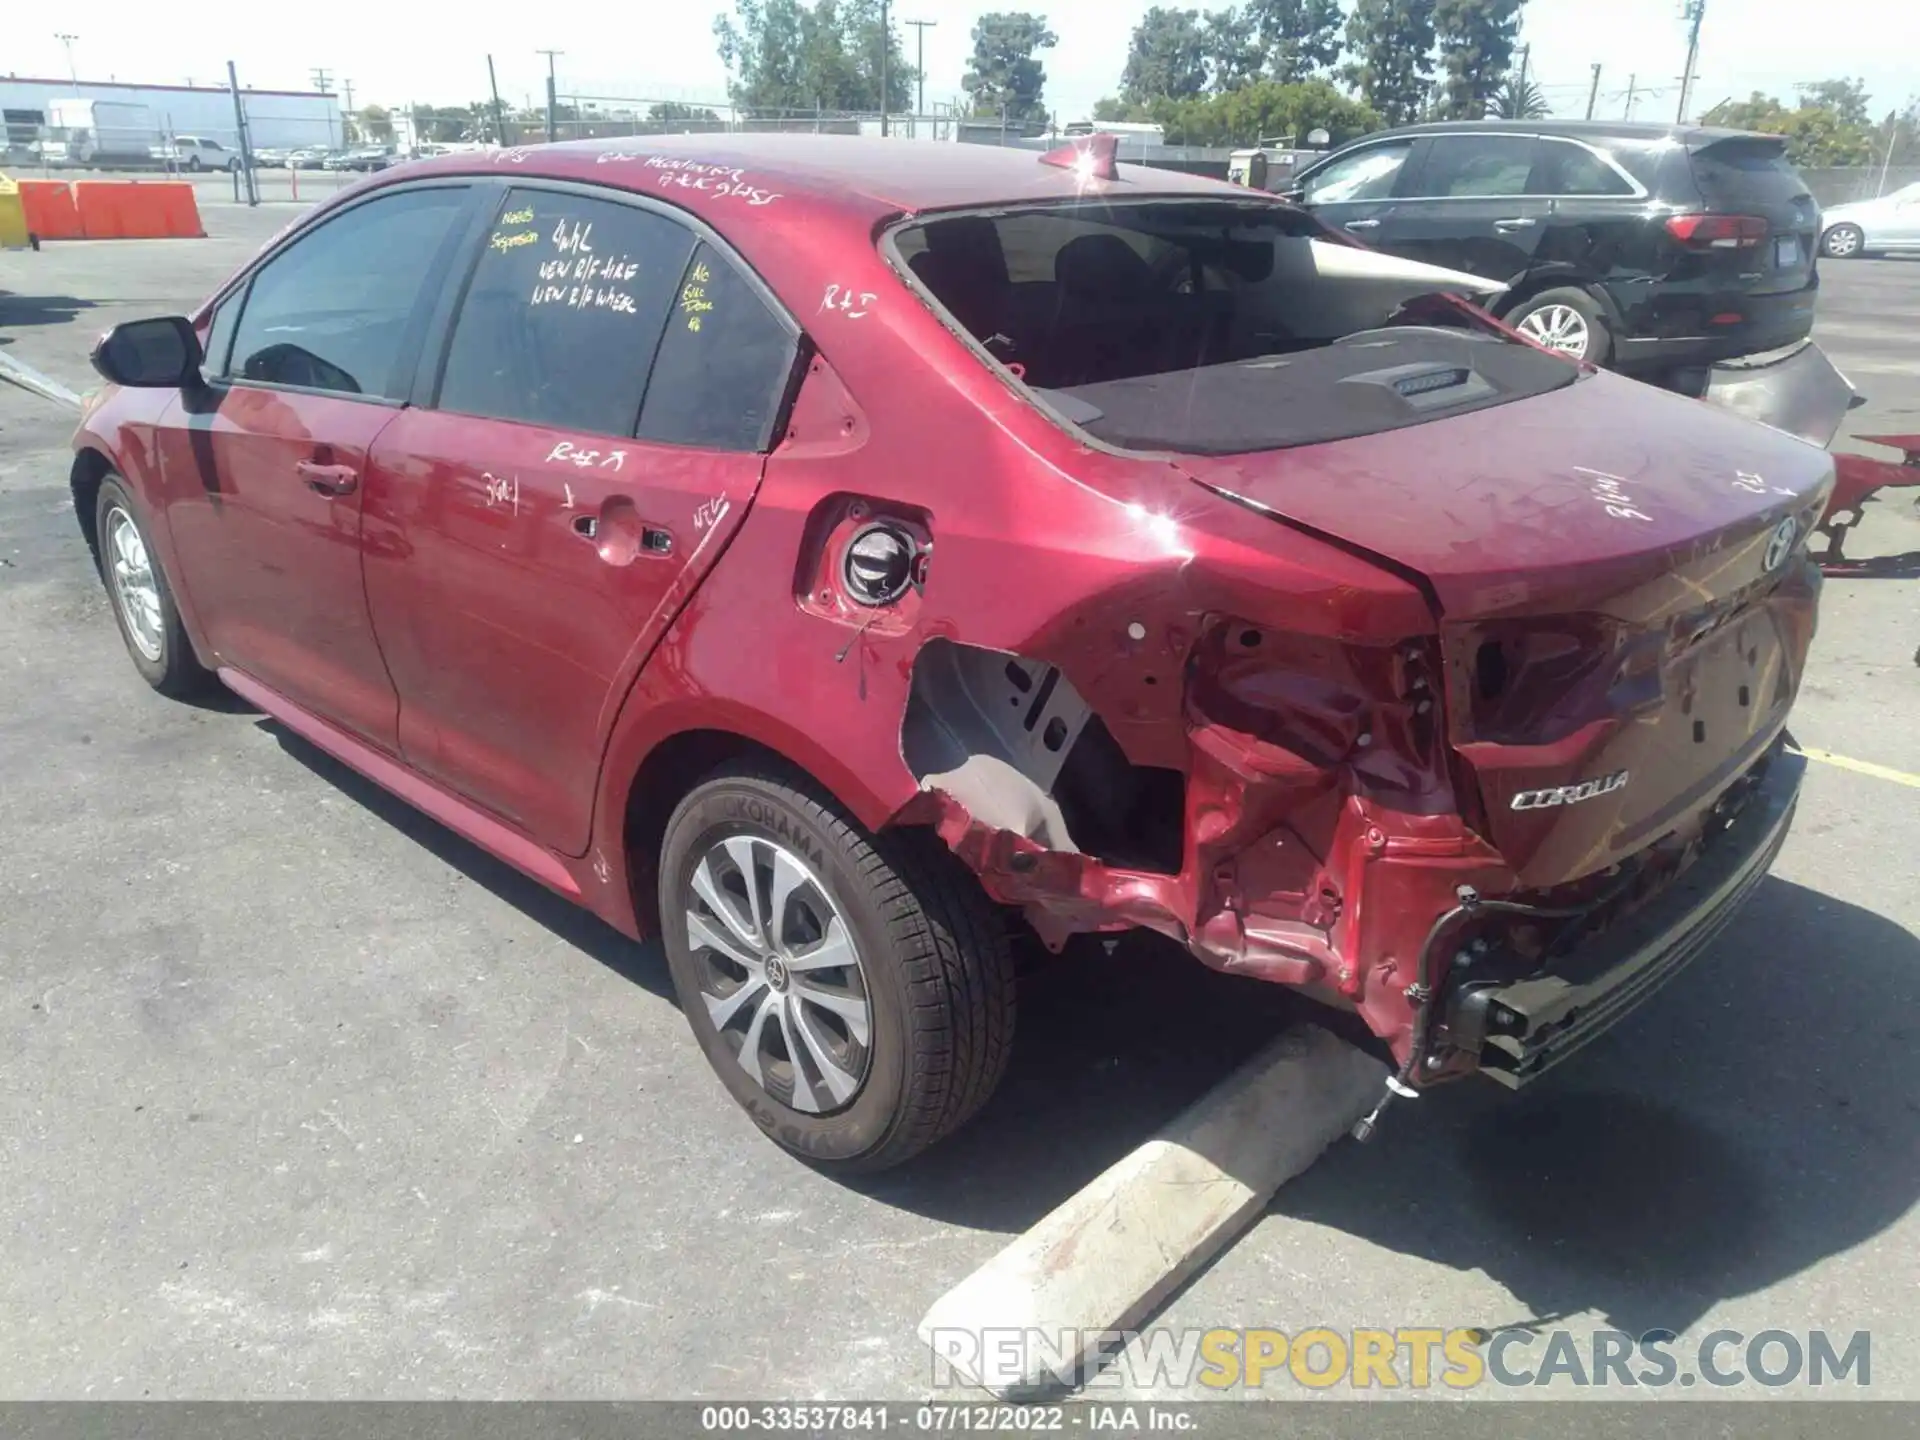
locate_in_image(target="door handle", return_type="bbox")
[1344,219,1381,231]
[296,459,359,496]
[1494,217,1538,231]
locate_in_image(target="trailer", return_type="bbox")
[46,99,160,170]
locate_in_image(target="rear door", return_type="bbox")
[361,185,799,853]
[1375,132,1549,284]
[153,183,476,747]
[1296,138,1419,243]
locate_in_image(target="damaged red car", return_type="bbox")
[74,135,1830,1171]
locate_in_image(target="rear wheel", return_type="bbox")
[1822,224,1865,259]
[659,763,1015,1173]
[1508,288,1611,365]
[94,476,215,699]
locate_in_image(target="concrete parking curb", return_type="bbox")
[917,1024,1389,1399]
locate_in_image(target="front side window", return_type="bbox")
[1303,143,1414,204]
[1412,135,1538,198]
[436,189,692,437]
[228,186,470,398]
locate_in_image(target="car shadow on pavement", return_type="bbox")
[1274,875,1920,1338]
[857,932,1370,1230]
[261,721,674,1004]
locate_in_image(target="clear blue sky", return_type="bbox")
[10,0,1915,127]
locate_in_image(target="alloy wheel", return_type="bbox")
[685,835,872,1115]
[1824,226,1862,258]
[104,507,164,662]
[1516,304,1592,358]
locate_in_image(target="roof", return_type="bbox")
[409,133,1244,218]
[1363,119,1770,147]
[1,75,333,99]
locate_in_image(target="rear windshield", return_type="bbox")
[1688,138,1812,208]
[891,200,1578,455]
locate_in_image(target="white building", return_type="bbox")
[1,75,343,155]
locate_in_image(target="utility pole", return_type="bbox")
[1516,43,1531,93]
[537,49,563,143]
[1624,73,1639,121]
[879,0,891,136]
[227,60,258,205]
[1585,63,1603,120]
[906,19,935,128]
[342,78,355,142]
[54,33,80,84]
[310,68,335,147]
[1676,0,1706,123]
[487,55,507,146]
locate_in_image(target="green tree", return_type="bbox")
[649,102,721,122]
[1090,95,1148,122]
[1150,77,1381,146]
[1431,0,1525,119]
[358,104,394,143]
[1487,73,1548,119]
[1701,84,1877,168]
[1797,77,1870,129]
[1243,0,1345,82]
[714,0,914,116]
[1121,8,1212,103]
[1203,8,1264,93]
[962,12,1059,123]
[1343,0,1436,126]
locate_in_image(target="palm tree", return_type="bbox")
[1488,75,1550,120]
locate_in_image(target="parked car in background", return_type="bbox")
[1287,120,1821,384]
[249,147,289,169]
[156,135,242,172]
[324,146,396,172]
[1819,182,1920,258]
[285,147,335,170]
[72,136,1828,1171]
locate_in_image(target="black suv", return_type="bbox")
[1285,121,1821,379]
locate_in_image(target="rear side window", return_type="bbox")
[1410,134,1537,198]
[229,187,469,399]
[436,189,692,437]
[1689,138,1812,207]
[1532,140,1636,197]
[638,242,796,451]
[202,292,241,378]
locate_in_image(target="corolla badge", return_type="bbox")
[1511,771,1630,811]
[1764,517,1799,571]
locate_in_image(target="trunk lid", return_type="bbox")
[1178,369,1833,886]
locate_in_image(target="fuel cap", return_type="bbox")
[843,522,918,606]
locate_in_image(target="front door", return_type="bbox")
[1374,132,1549,285]
[1298,137,1419,246]
[361,186,800,853]
[154,183,477,747]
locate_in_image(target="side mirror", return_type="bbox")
[91,317,203,389]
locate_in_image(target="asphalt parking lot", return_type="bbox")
[2,200,1918,1402]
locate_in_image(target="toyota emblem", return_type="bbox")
[1764,517,1799,571]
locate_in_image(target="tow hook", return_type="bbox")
[1351,1075,1421,1143]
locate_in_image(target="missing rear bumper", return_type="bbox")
[1445,748,1803,1088]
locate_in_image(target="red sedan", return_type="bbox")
[73,134,1830,1170]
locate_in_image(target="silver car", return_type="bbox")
[1820,182,1920,258]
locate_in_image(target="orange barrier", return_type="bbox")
[16,178,83,240]
[71,179,204,240]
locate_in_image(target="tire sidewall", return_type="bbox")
[1511,288,1609,365]
[95,476,177,688]
[660,775,911,1166]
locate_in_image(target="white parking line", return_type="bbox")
[1790,744,1920,790]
